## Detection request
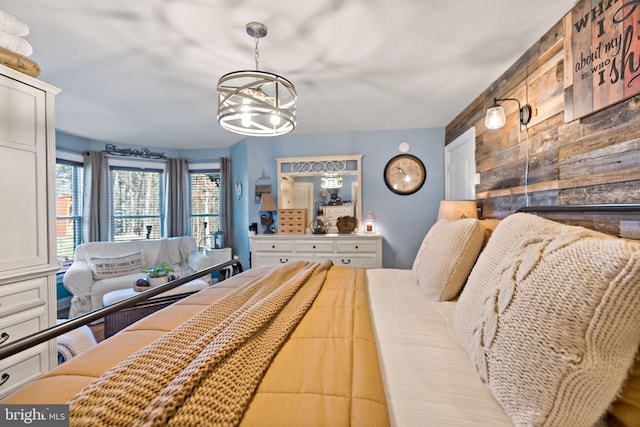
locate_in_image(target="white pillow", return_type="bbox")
[412,218,484,301]
[454,213,640,426]
[88,251,143,280]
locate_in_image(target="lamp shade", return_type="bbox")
[258,193,277,211]
[437,200,478,220]
[485,105,506,129]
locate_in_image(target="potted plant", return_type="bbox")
[142,262,175,287]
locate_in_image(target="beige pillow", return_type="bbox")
[411,218,484,301]
[88,251,143,280]
[454,213,640,426]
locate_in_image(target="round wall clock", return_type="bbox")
[383,154,426,195]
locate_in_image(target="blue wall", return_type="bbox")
[239,128,445,269]
[56,127,445,270]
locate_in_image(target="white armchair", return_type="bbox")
[63,236,216,317]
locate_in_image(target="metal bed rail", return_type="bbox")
[0,259,243,361]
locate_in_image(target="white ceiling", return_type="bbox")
[0,0,575,149]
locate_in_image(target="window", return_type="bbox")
[110,166,164,241]
[189,169,221,249]
[55,159,84,270]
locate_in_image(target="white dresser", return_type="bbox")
[0,65,59,398]
[250,234,383,268]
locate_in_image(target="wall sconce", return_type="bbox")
[364,211,376,233]
[485,97,532,130]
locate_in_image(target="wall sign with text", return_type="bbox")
[565,0,640,121]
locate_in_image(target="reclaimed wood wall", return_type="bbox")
[445,17,640,219]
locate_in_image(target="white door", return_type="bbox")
[445,127,476,199]
[292,182,314,221]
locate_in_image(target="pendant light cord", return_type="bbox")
[254,36,260,71]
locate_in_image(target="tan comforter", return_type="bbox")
[3,262,390,427]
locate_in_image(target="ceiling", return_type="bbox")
[1,0,576,149]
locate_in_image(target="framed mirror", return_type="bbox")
[276,155,363,233]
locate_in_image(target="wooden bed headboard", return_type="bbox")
[516,205,640,240]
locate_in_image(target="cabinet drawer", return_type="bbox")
[317,254,379,268]
[295,240,335,253]
[0,277,47,318]
[253,254,310,267]
[336,240,379,253]
[0,308,46,346]
[0,345,46,399]
[253,240,294,252]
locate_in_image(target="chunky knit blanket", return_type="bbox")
[68,260,332,426]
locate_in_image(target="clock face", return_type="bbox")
[383,154,426,195]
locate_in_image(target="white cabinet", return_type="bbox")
[0,65,59,398]
[250,234,383,268]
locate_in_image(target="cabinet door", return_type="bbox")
[0,77,49,274]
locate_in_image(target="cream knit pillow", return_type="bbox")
[454,213,640,426]
[411,218,484,301]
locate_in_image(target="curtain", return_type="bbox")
[83,150,110,241]
[220,157,234,251]
[166,158,189,237]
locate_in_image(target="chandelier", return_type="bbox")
[217,22,297,137]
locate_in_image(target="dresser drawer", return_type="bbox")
[0,345,46,399]
[295,240,335,253]
[253,253,310,267]
[0,277,47,318]
[317,254,379,268]
[336,239,379,253]
[253,240,294,252]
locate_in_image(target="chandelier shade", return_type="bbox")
[217,70,296,136]
[217,22,297,137]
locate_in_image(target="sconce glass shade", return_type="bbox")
[485,97,532,130]
[437,200,478,220]
[485,105,507,129]
[217,71,297,137]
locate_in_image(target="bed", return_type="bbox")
[1,205,640,427]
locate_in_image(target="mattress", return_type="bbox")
[366,268,512,427]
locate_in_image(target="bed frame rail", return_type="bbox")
[0,259,244,361]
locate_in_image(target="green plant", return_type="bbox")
[142,262,174,278]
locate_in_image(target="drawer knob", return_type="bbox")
[312,245,316,249]
[279,258,288,263]
[0,373,9,387]
[355,245,359,249]
[341,259,351,264]
[0,332,8,345]
[272,245,276,249]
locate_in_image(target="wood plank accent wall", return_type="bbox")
[445,18,640,219]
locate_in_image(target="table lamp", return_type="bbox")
[258,193,277,233]
[437,200,478,221]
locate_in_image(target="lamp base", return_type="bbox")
[260,212,275,234]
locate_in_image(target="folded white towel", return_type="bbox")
[0,29,32,57]
[0,10,29,37]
